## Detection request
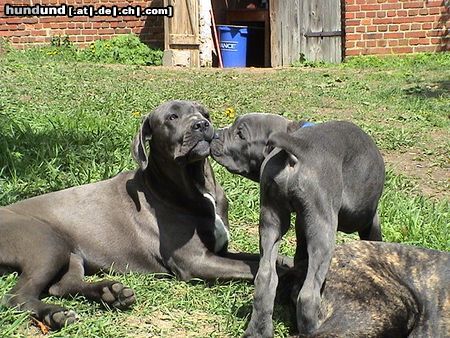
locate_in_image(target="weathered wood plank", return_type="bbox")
[270,0,281,67]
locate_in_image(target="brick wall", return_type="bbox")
[344,0,449,56]
[0,0,164,49]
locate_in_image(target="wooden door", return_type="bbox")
[270,0,342,66]
[163,0,200,67]
[299,0,342,63]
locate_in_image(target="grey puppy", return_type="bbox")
[0,101,268,330]
[210,113,385,336]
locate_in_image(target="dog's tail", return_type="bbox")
[268,132,306,160]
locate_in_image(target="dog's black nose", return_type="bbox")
[192,120,210,132]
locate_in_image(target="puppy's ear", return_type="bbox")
[287,121,300,133]
[132,115,152,171]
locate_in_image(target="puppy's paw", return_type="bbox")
[101,282,136,310]
[43,309,78,330]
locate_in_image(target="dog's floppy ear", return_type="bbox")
[132,115,152,171]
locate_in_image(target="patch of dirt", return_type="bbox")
[383,149,449,200]
[125,309,223,338]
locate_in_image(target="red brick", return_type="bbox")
[381,3,401,10]
[98,28,114,34]
[386,10,397,17]
[418,8,429,15]
[373,18,393,24]
[378,25,388,32]
[389,25,399,31]
[346,49,362,56]
[388,39,399,46]
[365,32,383,39]
[427,30,446,37]
[345,26,355,33]
[414,15,438,23]
[345,41,356,48]
[356,12,366,18]
[405,31,426,38]
[369,47,391,54]
[377,39,387,47]
[414,45,439,53]
[356,26,366,33]
[361,4,380,10]
[65,29,81,35]
[361,18,372,25]
[116,28,132,34]
[400,23,411,30]
[408,9,419,16]
[366,40,377,47]
[392,17,415,24]
[403,1,424,9]
[356,41,365,47]
[31,30,47,36]
[392,46,413,53]
[82,29,98,35]
[428,7,442,15]
[424,1,443,7]
[422,22,432,30]
[430,37,442,44]
[345,12,356,19]
[367,26,377,32]
[377,11,387,18]
[384,32,404,39]
[346,5,360,11]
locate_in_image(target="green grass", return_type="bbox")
[0,51,449,337]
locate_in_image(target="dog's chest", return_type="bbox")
[202,192,230,253]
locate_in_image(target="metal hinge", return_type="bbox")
[304,31,342,38]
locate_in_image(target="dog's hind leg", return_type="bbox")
[358,212,382,241]
[48,253,135,310]
[1,238,77,329]
[296,208,338,335]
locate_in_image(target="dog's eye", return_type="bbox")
[168,114,178,121]
[237,130,245,140]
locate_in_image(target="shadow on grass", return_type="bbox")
[403,80,450,98]
[0,114,132,203]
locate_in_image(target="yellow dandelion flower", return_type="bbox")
[132,111,142,118]
[224,107,236,119]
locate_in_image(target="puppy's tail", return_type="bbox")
[268,132,306,160]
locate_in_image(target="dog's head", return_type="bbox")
[211,113,298,182]
[133,100,214,170]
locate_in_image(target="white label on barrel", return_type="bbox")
[220,40,238,52]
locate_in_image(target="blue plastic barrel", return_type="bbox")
[217,25,248,68]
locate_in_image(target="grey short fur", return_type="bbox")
[211,113,385,336]
[0,101,291,329]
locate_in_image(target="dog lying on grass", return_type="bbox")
[0,101,293,330]
[211,113,386,336]
[278,240,449,337]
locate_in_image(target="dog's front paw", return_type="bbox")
[101,283,136,310]
[43,309,78,329]
[243,322,274,338]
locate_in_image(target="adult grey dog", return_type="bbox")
[0,101,271,330]
[210,113,385,337]
[279,241,449,337]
